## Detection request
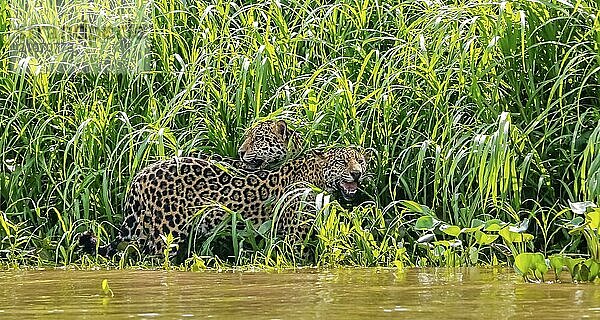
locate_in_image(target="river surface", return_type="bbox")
[0,267,599,319]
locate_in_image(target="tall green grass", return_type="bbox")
[0,0,599,268]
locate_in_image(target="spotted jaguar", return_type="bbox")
[238,119,302,168]
[80,146,366,258]
[197,119,302,170]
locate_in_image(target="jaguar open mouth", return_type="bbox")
[339,180,359,200]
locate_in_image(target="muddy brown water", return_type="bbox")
[0,267,599,319]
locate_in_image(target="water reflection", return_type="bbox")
[0,268,598,319]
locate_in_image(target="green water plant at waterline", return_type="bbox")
[514,253,600,283]
[549,255,599,282]
[562,201,600,261]
[413,211,535,267]
[514,201,600,283]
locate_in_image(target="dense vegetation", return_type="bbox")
[1,0,599,270]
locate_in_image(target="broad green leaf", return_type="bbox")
[461,219,485,233]
[579,264,590,281]
[514,253,533,276]
[401,201,431,215]
[511,233,534,243]
[564,257,585,278]
[471,219,485,228]
[415,216,439,231]
[500,227,534,243]
[514,253,546,279]
[461,225,483,233]
[586,208,600,230]
[433,240,451,247]
[548,255,565,277]
[484,223,503,232]
[584,259,599,281]
[475,231,498,245]
[534,259,548,277]
[440,224,461,237]
[484,219,505,229]
[563,216,585,229]
[499,227,511,242]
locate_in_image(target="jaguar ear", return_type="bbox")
[275,120,289,140]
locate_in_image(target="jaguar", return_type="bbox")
[198,119,302,170]
[80,147,366,257]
